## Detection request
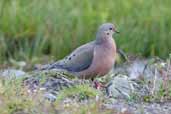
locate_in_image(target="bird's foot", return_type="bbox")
[93,80,113,98]
[93,80,106,90]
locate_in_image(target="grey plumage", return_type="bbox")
[47,41,95,72]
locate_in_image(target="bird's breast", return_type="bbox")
[92,38,116,76]
[77,38,117,79]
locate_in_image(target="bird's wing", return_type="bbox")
[46,41,95,72]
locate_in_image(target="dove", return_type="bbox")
[39,23,119,79]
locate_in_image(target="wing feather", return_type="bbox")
[45,41,95,72]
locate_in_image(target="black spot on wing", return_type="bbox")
[65,63,91,72]
[49,49,93,72]
[51,59,92,72]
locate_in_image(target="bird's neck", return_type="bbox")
[95,35,116,53]
[95,35,113,44]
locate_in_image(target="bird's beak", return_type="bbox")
[115,29,120,33]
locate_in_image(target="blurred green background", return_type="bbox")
[0,0,171,63]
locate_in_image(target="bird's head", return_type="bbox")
[96,23,119,43]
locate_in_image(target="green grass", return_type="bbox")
[57,84,98,101]
[0,77,113,114]
[0,0,171,63]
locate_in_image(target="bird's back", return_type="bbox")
[41,41,95,72]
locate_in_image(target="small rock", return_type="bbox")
[0,69,26,79]
[44,93,57,102]
[106,74,136,99]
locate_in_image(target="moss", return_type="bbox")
[57,84,99,101]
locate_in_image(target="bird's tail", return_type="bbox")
[34,62,64,70]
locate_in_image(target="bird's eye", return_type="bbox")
[109,28,113,30]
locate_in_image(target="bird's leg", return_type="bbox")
[92,78,106,90]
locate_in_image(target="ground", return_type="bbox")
[0,55,171,114]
